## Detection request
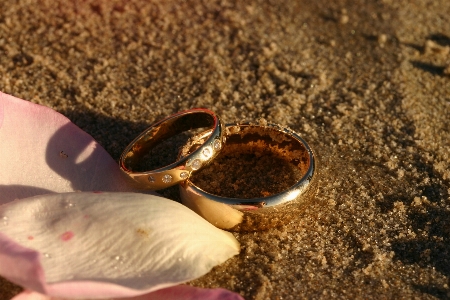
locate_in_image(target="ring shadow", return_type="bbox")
[58,108,152,162]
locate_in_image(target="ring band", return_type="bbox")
[179,122,317,231]
[119,109,224,190]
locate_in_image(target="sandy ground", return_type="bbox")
[1,0,449,299]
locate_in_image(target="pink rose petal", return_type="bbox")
[0,192,240,299]
[0,92,142,205]
[0,233,46,294]
[13,286,244,300]
[12,290,49,300]
[136,285,245,300]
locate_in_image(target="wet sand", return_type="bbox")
[1,0,449,299]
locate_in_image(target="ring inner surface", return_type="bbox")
[123,112,215,172]
[190,125,310,199]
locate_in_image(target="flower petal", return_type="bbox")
[128,285,245,300]
[12,286,244,300]
[12,290,49,300]
[0,92,140,204]
[0,192,240,298]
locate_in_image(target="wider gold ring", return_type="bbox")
[179,122,317,231]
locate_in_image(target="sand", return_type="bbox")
[1,0,449,299]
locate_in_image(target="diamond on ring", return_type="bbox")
[180,172,189,179]
[191,159,202,170]
[162,174,173,183]
[202,147,212,158]
[213,139,222,150]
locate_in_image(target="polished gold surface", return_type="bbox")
[119,109,224,189]
[179,122,317,231]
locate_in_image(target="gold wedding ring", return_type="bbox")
[179,122,317,231]
[119,109,224,190]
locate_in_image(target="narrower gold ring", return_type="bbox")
[119,109,224,190]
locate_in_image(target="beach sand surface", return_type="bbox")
[1,0,449,299]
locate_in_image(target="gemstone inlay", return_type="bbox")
[148,176,156,183]
[202,147,211,157]
[191,159,202,170]
[180,172,189,179]
[213,139,222,150]
[162,174,173,183]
